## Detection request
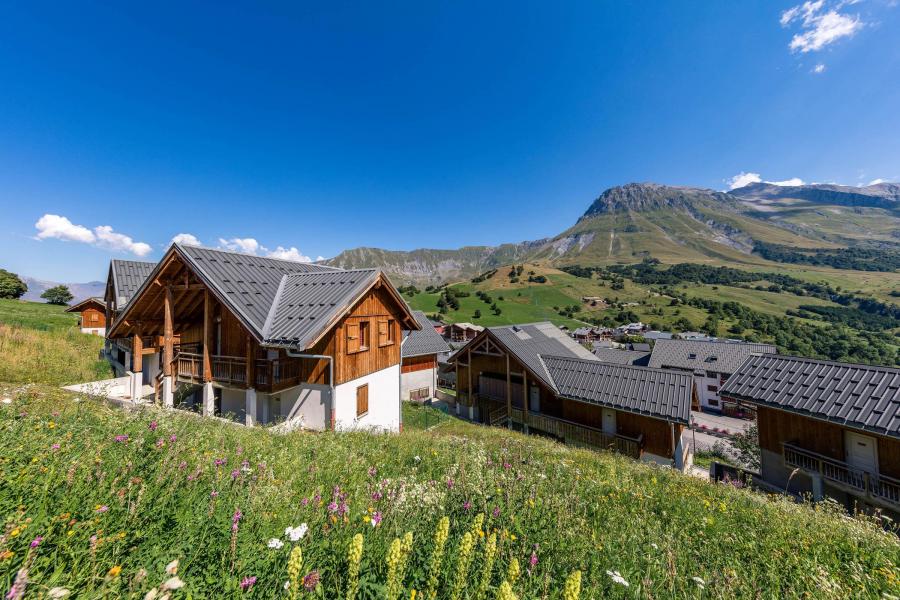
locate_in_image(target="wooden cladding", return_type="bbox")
[356,384,369,417]
[333,286,404,385]
[401,354,436,374]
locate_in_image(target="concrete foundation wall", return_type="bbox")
[400,367,436,401]
[220,388,247,423]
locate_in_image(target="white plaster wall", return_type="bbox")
[80,327,106,336]
[400,368,436,401]
[271,384,331,430]
[694,371,724,411]
[334,365,400,432]
[220,388,247,423]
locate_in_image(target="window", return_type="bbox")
[707,384,718,392]
[410,387,430,401]
[378,319,396,346]
[356,384,369,417]
[347,321,369,353]
[359,321,370,350]
[90,312,99,323]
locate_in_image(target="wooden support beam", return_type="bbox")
[203,290,213,382]
[163,286,174,376]
[506,352,512,430]
[245,336,256,389]
[523,374,530,434]
[467,347,473,409]
[132,326,143,373]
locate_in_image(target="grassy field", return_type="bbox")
[0,299,110,385]
[1,386,898,598]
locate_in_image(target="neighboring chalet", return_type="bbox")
[450,322,694,470]
[648,339,777,414]
[104,259,156,375]
[448,322,484,343]
[65,297,107,336]
[721,355,900,517]
[401,310,451,401]
[105,244,419,431]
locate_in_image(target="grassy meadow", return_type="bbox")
[0,299,110,385]
[1,386,899,598]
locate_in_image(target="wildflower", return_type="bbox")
[287,546,303,598]
[463,500,472,511]
[476,532,498,600]
[496,581,517,600]
[368,466,378,477]
[386,537,404,599]
[211,491,219,498]
[425,517,450,600]
[214,457,227,467]
[563,570,581,600]
[447,478,454,489]
[231,469,240,479]
[232,509,242,533]
[166,559,179,575]
[327,501,339,513]
[51,444,60,451]
[1,397,11,404]
[240,576,257,591]
[303,570,320,592]
[529,552,538,570]
[178,461,187,470]
[169,434,177,443]
[346,533,364,600]
[606,570,628,587]
[0,550,13,561]
[492,507,501,518]
[414,455,421,462]
[285,523,308,541]
[108,565,122,578]
[371,512,382,527]
[691,576,705,589]
[114,435,128,443]
[47,588,70,599]
[156,438,165,448]
[162,577,185,591]
[507,558,521,584]
[5,568,27,600]
[96,505,109,513]
[449,532,475,600]
[29,536,42,548]
[149,420,158,431]
[268,538,285,549]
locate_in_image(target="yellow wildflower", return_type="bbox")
[507,558,521,584]
[476,532,498,600]
[563,570,581,600]
[346,533,364,600]
[450,532,475,600]
[108,565,122,578]
[496,581,518,600]
[287,546,303,600]
[425,517,449,600]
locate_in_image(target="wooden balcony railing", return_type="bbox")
[486,400,642,459]
[783,442,900,508]
[174,352,305,391]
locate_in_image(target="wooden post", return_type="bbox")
[454,359,459,410]
[245,336,256,388]
[467,347,473,409]
[506,352,512,430]
[523,373,530,434]
[132,327,143,373]
[163,286,174,376]
[203,290,213,382]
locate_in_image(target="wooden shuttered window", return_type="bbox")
[346,322,360,353]
[378,319,396,346]
[356,384,369,417]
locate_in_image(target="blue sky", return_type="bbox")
[1,1,898,282]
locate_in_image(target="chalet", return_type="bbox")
[448,322,484,343]
[65,297,107,336]
[105,243,419,431]
[450,322,694,470]
[720,355,900,517]
[104,259,156,374]
[648,339,777,414]
[401,310,451,401]
[572,327,613,343]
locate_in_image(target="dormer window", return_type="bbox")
[688,353,697,360]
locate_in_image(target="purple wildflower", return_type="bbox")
[367,466,377,477]
[492,506,501,518]
[446,478,455,489]
[301,497,309,506]
[240,576,257,591]
[96,505,109,513]
[211,491,219,498]
[29,536,42,549]
[178,461,187,470]
[327,501,338,513]
[169,434,177,443]
[149,420,158,431]
[51,444,60,451]
[114,434,128,443]
[303,570,320,591]
[156,438,165,448]
[503,462,512,470]
[371,512,382,526]
[232,509,242,532]
[463,500,472,511]
[214,458,227,468]
[529,552,538,568]
[371,490,383,501]
[231,469,240,479]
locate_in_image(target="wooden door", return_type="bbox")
[529,385,540,413]
[356,384,369,417]
[845,432,878,474]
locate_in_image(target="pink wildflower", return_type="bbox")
[231,469,240,479]
[114,435,128,443]
[303,570,320,591]
[239,576,256,591]
[463,500,472,511]
[29,536,42,549]
[371,512,382,526]
[51,444,60,451]
[149,421,158,431]
[367,466,377,477]
[169,434,177,443]
[96,505,109,513]
[492,506,501,518]
[211,491,219,498]
[446,478,454,489]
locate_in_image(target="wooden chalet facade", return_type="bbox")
[450,322,694,469]
[721,355,900,517]
[105,244,418,431]
[400,310,451,401]
[65,297,107,336]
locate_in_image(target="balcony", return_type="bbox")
[783,442,900,510]
[174,352,305,392]
[488,403,643,459]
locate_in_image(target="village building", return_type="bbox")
[450,322,694,470]
[105,243,419,431]
[400,310,451,401]
[447,322,484,343]
[648,339,777,414]
[720,355,900,517]
[104,259,156,375]
[65,297,107,336]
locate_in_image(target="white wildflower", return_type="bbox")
[606,570,629,587]
[161,577,185,591]
[283,581,291,590]
[650,543,659,550]
[691,576,705,589]
[414,455,421,462]
[48,589,70,599]
[268,538,285,549]
[285,523,308,541]
[1,397,11,404]
[165,559,179,575]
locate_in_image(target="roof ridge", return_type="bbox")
[261,273,289,340]
[751,353,900,372]
[282,268,378,279]
[174,242,342,271]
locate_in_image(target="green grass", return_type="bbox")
[0,386,898,598]
[401,401,452,431]
[0,299,111,385]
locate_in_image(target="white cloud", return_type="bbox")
[171,233,203,246]
[727,172,762,190]
[267,246,313,262]
[727,173,806,190]
[867,178,891,185]
[34,214,151,257]
[94,225,152,256]
[781,1,864,53]
[217,237,262,255]
[34,214,95,244]
[813,63,826,73]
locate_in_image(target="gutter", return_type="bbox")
[285,350,335,431]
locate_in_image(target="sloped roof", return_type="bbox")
[720,354,900,439]
[486,322,598,391]
[648,339,776,373]
[65,296,105,312]
[262,269,381,348]
[593,348,651,366]
[110,260,155,307]
[402,310,451,358]
[543,356,692,424]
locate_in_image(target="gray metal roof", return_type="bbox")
[648,339,777,374]
[402,310,451,358]
[262,269,380,348]
[720,354,900,439]
[593,348,651,366]
[181,244,336,335]
[486,322,599,391]
[543,356,692,424]
[110,259,155,307]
